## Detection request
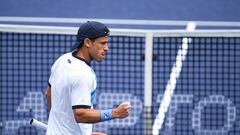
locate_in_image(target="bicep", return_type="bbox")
[45,85,51,110]
[45,85,51,97]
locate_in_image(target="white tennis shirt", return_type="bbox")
[46,52,97,135]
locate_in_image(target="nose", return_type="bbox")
[104,44,109,52]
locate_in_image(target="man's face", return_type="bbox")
[88,36,109,62]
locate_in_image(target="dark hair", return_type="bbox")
[77,38,96,49]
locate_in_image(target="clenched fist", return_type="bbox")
[112,102,131,118]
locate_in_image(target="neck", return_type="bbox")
[75,47,91,63]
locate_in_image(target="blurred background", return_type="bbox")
[0,0,240,28]
[0,0,240,135]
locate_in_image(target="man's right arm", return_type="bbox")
[45,85,51,111]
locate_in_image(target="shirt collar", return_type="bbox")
[72,51,91,66]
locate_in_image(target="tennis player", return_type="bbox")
[45,21,130,135]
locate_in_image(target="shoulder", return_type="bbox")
[52,52,71,65]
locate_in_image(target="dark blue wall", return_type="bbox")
[0,0,239,21]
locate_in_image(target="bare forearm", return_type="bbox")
[73,109,101,123]
[73,102,130,123]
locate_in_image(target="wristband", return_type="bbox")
[100,109,113,122]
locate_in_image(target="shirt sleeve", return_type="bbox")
[71,72,92,109]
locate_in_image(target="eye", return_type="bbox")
[100,42,107,45]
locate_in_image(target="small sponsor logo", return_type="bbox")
[104,113,109,119]
[67,59,71,63]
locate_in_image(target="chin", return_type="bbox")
[95,58,104,62]
[94,55,105,62]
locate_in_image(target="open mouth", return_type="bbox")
[101,53,105,57]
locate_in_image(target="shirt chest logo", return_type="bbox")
[67,59,71,64]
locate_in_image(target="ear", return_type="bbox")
[83,38,91,48]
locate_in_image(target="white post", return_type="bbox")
[144,32,153,135]
[144,32,153,108]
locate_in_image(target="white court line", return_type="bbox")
[0,16,240,27]
[152,22,196,135]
